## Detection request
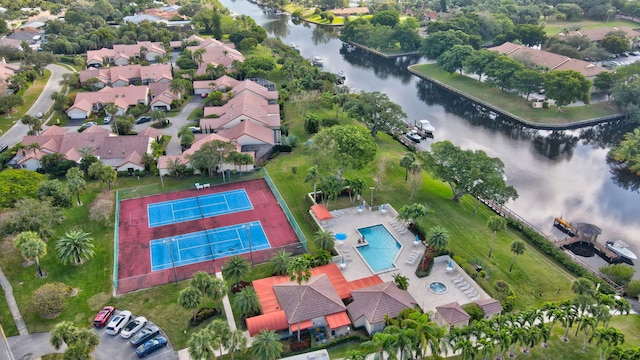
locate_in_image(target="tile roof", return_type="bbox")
[560,26,640,42]
[231,80,278,101]
[436,302,470,325]
[201,92,280,129]
[488,42,608,78]
[193,75,241,91]
[273,274,346,324]
[246,310,289,336]
[216,119,275,145]
[186,41,244,75]
[86,42,166,65]
[79,64,172,86]
[347,282,417,324]
[69,86,149,114]
[475,298,503,316]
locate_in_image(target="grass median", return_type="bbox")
[410,63,621,125]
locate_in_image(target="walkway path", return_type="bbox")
[0,269,27,336]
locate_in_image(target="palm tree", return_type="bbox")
[51,320,99,359]
[17,232,47,277]
[170,78,192,99]
[179,286,203,323]
[313,229,334,252]
[188,327,217,360]
[66,167,86,206]
[178,125,195,148]
[397,203,428,227]
[250,329,282,360]
[222,256,250,289]
[193,48,206,68]
[486,216,506,258]
[595,327,625,360]
[614,297,631,315]
[344,350,365,360]
[287,256,312,342]
[571,277,596,297]
[151,109,167,127]
[191,271,226,307]
[427,226,449,251]
[208,319,231,356]
[579,316,596,352]
[384,324,414,359]
[360,331,398,360]
[56,229,95,265]
[226,329,247,360]
[233,286,261,318]
[392,273,409,290]
[304,165,322,202]
[269,250,291,275]
[400,152,416,183]
[509,240,526,272]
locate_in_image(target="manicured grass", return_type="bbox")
[410,63,621,124]
[304,14,345,25]
[0,69,51,134]
[0,182,113,334]
[545,19,640,35]
[0,289,18,336]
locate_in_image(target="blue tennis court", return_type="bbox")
[149,221,270,271]
[147,189,253,227]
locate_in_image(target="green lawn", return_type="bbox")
[410,63,621,125]
[0,69,51,134]
[544,19,640,35]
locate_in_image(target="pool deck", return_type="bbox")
[322,205,490,314]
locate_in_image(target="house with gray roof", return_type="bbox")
[347,282,417,335]
[475,298,503,319]
[434,302,471,330]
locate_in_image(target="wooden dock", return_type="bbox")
[556,237,619,261]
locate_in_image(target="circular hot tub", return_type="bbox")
[429,281,448,294]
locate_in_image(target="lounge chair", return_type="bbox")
[451,274,463,281]
[458,283,470,291]
[398,229,408,235]
[464,288,476,295]
[469,294,481,301]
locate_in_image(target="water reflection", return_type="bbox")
[262,19,290,38]
[312,26,337,45]
[340,45,418,83]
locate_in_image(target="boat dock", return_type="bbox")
[555,237,620,261]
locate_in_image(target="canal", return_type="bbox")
[223,0,640,275]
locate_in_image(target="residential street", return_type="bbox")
[0,64,72,146]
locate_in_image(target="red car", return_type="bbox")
[94,306,115,327]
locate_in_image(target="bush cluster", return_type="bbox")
[189,308,221,327]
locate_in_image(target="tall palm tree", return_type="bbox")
[509,240,526,272]
[269,250,291,275]
[304,165,322,203]
[250,329,282,360]
[571,277,596,297]
[179,286,203,323]
[222,256,250,289]
[207,319,231,356]
[313,229,334,252]
[427,226,449,251]
[225,329,247,360]
[486,216,506,258]
[151,109,167,126]
[287,256,311,342]
[579,316,596,352]
[233,286,261,318]
[56,229,95,265]
[17,232,47,277]
[595,327,625,360]
[384,325,414,360]
[188,327,217,360]
[360,331,398,360]
[66,167,86,206]
[51,320,99,359]
[400,152,416,183]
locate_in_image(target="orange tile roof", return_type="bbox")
[289,319,314,332]
[246,310,288,336]
[311,204,332,221]
[326,312,351,329]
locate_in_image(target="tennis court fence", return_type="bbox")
[263,169,308,251]
[113,190,120,293]
[116,242,306,294]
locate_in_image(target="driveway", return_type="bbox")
[162,97,203,156]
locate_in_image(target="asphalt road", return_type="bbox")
[0,63,72,147]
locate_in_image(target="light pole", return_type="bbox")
[217,148,225,183]
[369,187,375,207]
[164,238,178,284]
[243,223,254,267]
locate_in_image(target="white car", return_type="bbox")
[105,310,132,335]
[120,316,147,339]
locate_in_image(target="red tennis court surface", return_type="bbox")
[116,178,301,294]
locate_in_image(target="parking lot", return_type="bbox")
[599,52,640,69]
[93,316,178,360]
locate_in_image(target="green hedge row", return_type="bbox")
[506,218,615,294]
[282,334,368,358]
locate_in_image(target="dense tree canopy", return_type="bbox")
[543,70,592,109]
[344,91,406,137]
[312,125,378,177]
[0,169,44,208]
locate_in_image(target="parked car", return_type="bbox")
[120,316,147,339]
[103,115,113,124]
[105,310,132,335]
[200,92,208,99]
[84,121,97,127]
[136,116,151,124]
[135,336,168,358]
[35,112,43,118]
[188,126,201,133]
[130,326,160,347]
[93,306,115,327]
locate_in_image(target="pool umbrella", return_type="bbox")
[413,234,421,245]
[335,232,347,246]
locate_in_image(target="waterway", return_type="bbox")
[222,0,640,276]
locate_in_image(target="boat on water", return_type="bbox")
[606,241,638,260]
[553,217,576,237]
[418,119,435,134]
[312,56,323,66]
[289,42,299,52]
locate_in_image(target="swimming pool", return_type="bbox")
[356,225,401,273]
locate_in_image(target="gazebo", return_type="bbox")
[575,222,602,242]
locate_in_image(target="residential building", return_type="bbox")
[14,125,159,172]
[475,298,503,319]
[86,41,167,67]
[67,86,150,120]
[347,282,418,335]
[433,302,471,330]
[489,42,608,80]
[193,75,240,95]
[558,26,640,47]
[79,64,172,88]
[201,91,280,132]
[148,82,177,112]
[185,38,244,76]
[0,58,21,93]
